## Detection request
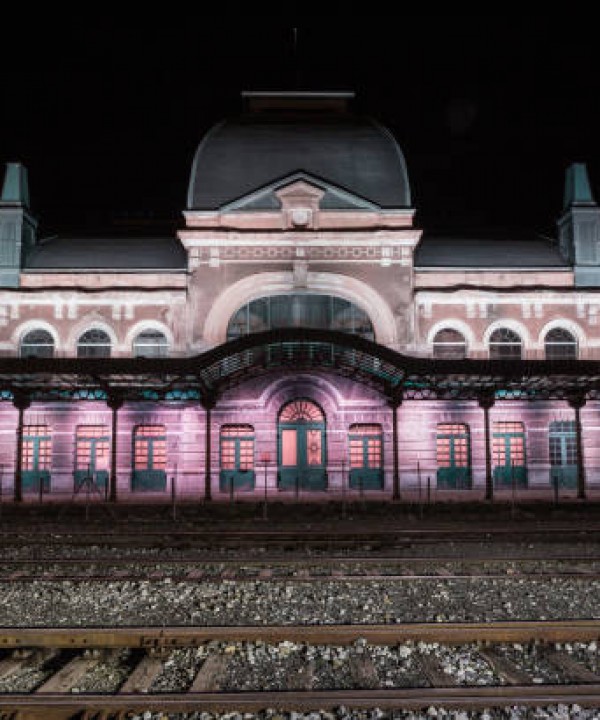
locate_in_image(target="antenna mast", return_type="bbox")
[292,27,299,89]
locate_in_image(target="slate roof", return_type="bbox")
[187,114,411,210]
[25,236,187,271]
[414,235,569,268]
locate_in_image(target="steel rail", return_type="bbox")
[0,553,599,564]
[3,686,600,716]
[1,571,600,583]
[2,525,600,538]
[2,621,600,648]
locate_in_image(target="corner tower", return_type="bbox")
[558,163,600,286]
[0,163,37,288]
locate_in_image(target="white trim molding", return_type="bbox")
[201,271,399,347]
[12,320,61,353]
[425,319,477,352]
[124,321,175,354]
[538,318,586,347]
[483,319,532,349]
[67,317,120,355]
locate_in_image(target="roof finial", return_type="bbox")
[292,27,299,89]
[564,163,596,210]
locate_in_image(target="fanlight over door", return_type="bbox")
[278,399,327,490]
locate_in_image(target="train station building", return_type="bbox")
[1,91,599,502]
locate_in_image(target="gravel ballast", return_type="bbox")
[119,705,600,719]
[0,577,599,626]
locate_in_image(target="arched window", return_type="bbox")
[227,295,375,341]
[545,328,578,360]
[489,328,522,360]
[133,329,168,358]
[279,399,324,423]
[77,329,112,358]
[432,329,467,359]
[20,329,54,358]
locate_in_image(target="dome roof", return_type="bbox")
[187,108,411,211]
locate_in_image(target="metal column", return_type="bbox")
[569,394,587,500]
[203,399,215,502]
[478,393,495,501]
[107,394,123,503]
[391,399,401,501]
[13,393,30,503]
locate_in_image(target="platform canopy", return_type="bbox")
[0,328,599,405]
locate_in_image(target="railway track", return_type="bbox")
[3,624,600,718]
[2,568,600,583]
[2,553,600,583]
[2,523,600,545]
[3,521,600,716]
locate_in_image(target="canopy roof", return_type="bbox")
[0,330,598,406]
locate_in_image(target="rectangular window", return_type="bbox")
[220,425,254,471]
[281,429,297,466]
[366,438,381,468]
[349,440,363,468]
[22,425,51,471]
[239,440,254,471]
[221,440,236,470]
[306,429,322,466]
[549,421,577,466]
[134,425,166,471]
[493,422,525,467]
[436,424,470,468]
[349,424,383,469]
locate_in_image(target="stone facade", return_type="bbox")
[1,93,599,501]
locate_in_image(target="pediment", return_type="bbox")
[221,172,381,212]
[275,179,325,203]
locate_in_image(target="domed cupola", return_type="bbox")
[187,92,412,213]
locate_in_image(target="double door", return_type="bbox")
[549,421,577,487]
[493,422,527,486]
[278,422,326,490]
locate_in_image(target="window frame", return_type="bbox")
[77,329,112,358]
[348,423,384,490]
[489,328,523,360]
[19,329,55,358]
[432,329,467,359]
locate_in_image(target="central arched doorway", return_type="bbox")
[278,399,327,490]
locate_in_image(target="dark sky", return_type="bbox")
[2,18,600,238]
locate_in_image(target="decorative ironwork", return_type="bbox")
[0,328,599,405]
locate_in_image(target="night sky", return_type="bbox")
[3,18,600,239]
